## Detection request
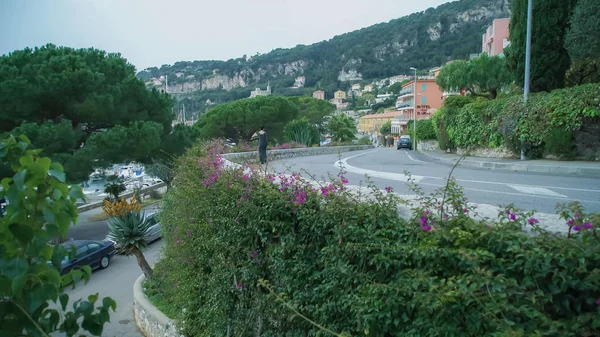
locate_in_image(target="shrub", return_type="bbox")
[102,195,142,217]
[283,117,320,147]
[379,121,391,135]
[566,57,600,87]
[544,128,577,159]
[150,142,600,337]
[0,135,116,336]
[407,118,437,141]
[148,188,163,200]
[356,136,372,145]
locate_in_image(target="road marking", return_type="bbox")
[336,151,424,182]
[417,181,600,205]
[507,185,567,198]
[407,153,427,163]
[421,176,600,194]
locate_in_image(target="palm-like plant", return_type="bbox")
[107,211,154,279]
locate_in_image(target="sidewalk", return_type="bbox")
[420,150,600,176]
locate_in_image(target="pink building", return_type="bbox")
[482,18,510,56]
[312,90,325,100]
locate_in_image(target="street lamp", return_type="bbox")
[410,67,417,151]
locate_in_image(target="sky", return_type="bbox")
[1,0,452,71]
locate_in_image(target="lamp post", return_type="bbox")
[521,0,533,161]
[410,67,417,151]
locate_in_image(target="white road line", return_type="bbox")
[417,181,600,205]
[407,153,427,163]
[507,185,567,198]
[421,176,600,194]
[335,150,424,183]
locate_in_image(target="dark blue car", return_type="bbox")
[59,240,117,275]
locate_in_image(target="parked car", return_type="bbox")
[58,240,116,275]
[397,135,412,150]
[105,211,162,253]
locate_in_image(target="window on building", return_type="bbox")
[421,83,427,91]
[421,96,427,105]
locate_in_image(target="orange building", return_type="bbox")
[396,79,442,120]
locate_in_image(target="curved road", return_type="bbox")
[269,148,600,214]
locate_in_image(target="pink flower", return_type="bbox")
[567,219,574,226]
[235,218,239,222]
[527,218,539,225]
[341,178,349,184]
[596,298,600,306]
[236,282,243,290]
[573,225,582,232]
[583,222,593,229]
[505,209,511,215]
[384,186,392,193]
[509,213,516,221]
[463,208,468,214]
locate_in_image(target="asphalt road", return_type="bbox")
[53,241,164,337]
[269,148,600,214]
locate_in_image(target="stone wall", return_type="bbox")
[133,274,181,337]
[223,145,374,164]
[456,146,514,159]
[418,140,439,151]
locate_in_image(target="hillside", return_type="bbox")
[137,0,510,111]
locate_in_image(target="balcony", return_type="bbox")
[398,86,415,98]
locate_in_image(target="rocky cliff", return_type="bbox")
[137,0,511,94]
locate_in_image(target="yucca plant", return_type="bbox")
[107,210,154,279]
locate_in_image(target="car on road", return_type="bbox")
[59,240,116,275]
[397,135,412,150]
[105,211,162,253]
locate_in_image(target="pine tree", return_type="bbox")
[505,0,578,92]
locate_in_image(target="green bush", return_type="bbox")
[566,57,600,87]
[544,128,577,159]
[436,84,600,158]
[407,119,436,141]
[283,117,320,147]
[356,136,372,145]
[379,121,392,135]
[149,141,600,337]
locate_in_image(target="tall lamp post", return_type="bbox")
[410,67,417,151]
[521,0,533,161]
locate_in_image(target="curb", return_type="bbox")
[133,274,179,337]
[419,151,600,176]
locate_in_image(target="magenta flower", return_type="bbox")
[236,282,243,290]
[567,219,574,226]
[527,218,539,225]
[583,222,593,229]
[341,178,349,184]
[186,229,192,236]
[463,208,468,214]
[425,210,430,215]
[596,298,600,306]
[384,186,393,193]
[235,218,239,222]
[505,209,511,215]
[444,214,449,219]
[573,225,582,232]
[509,213,517,221]
[421,224,432,232]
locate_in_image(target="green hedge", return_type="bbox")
[407,118,436,141]
[434,83,600,158]
[148,142,600,337]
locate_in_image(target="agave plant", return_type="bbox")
[107,211,154,279]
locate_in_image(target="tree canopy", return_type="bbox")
[505,0,577,92]
[565,0,600,61]
[327,114,357,142]
[0,44,173,182]
[196,96,300,143]
[436,54,512,99]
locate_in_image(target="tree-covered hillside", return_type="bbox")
[137,0,511,96]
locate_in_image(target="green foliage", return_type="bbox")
[0,44,173,182]
[283,118,320,147]
[138,0,511,95]
[379,121,392,135]
[408,118,437,141]
[543,128,577,160]
[103,175,126,201]
[0,134,116,336]
[566,57,600,87]
[506,0,577,92]
[327,114,357,142]
[196,96,299,143]
[356,137,372,145]
[150,142,600,337]
[386,81,409,94]
[565,0,600,61]
[435,84,600,157]
[146,161,175,190]
[436,54,512,99]
[286,96,336,127]
[106,210,154,279]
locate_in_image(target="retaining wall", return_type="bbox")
[223,145,374,164]
[133,274,180,337]
[77,182,166,213]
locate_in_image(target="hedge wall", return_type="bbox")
[146,142,600,337]
[433,83,600,159]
